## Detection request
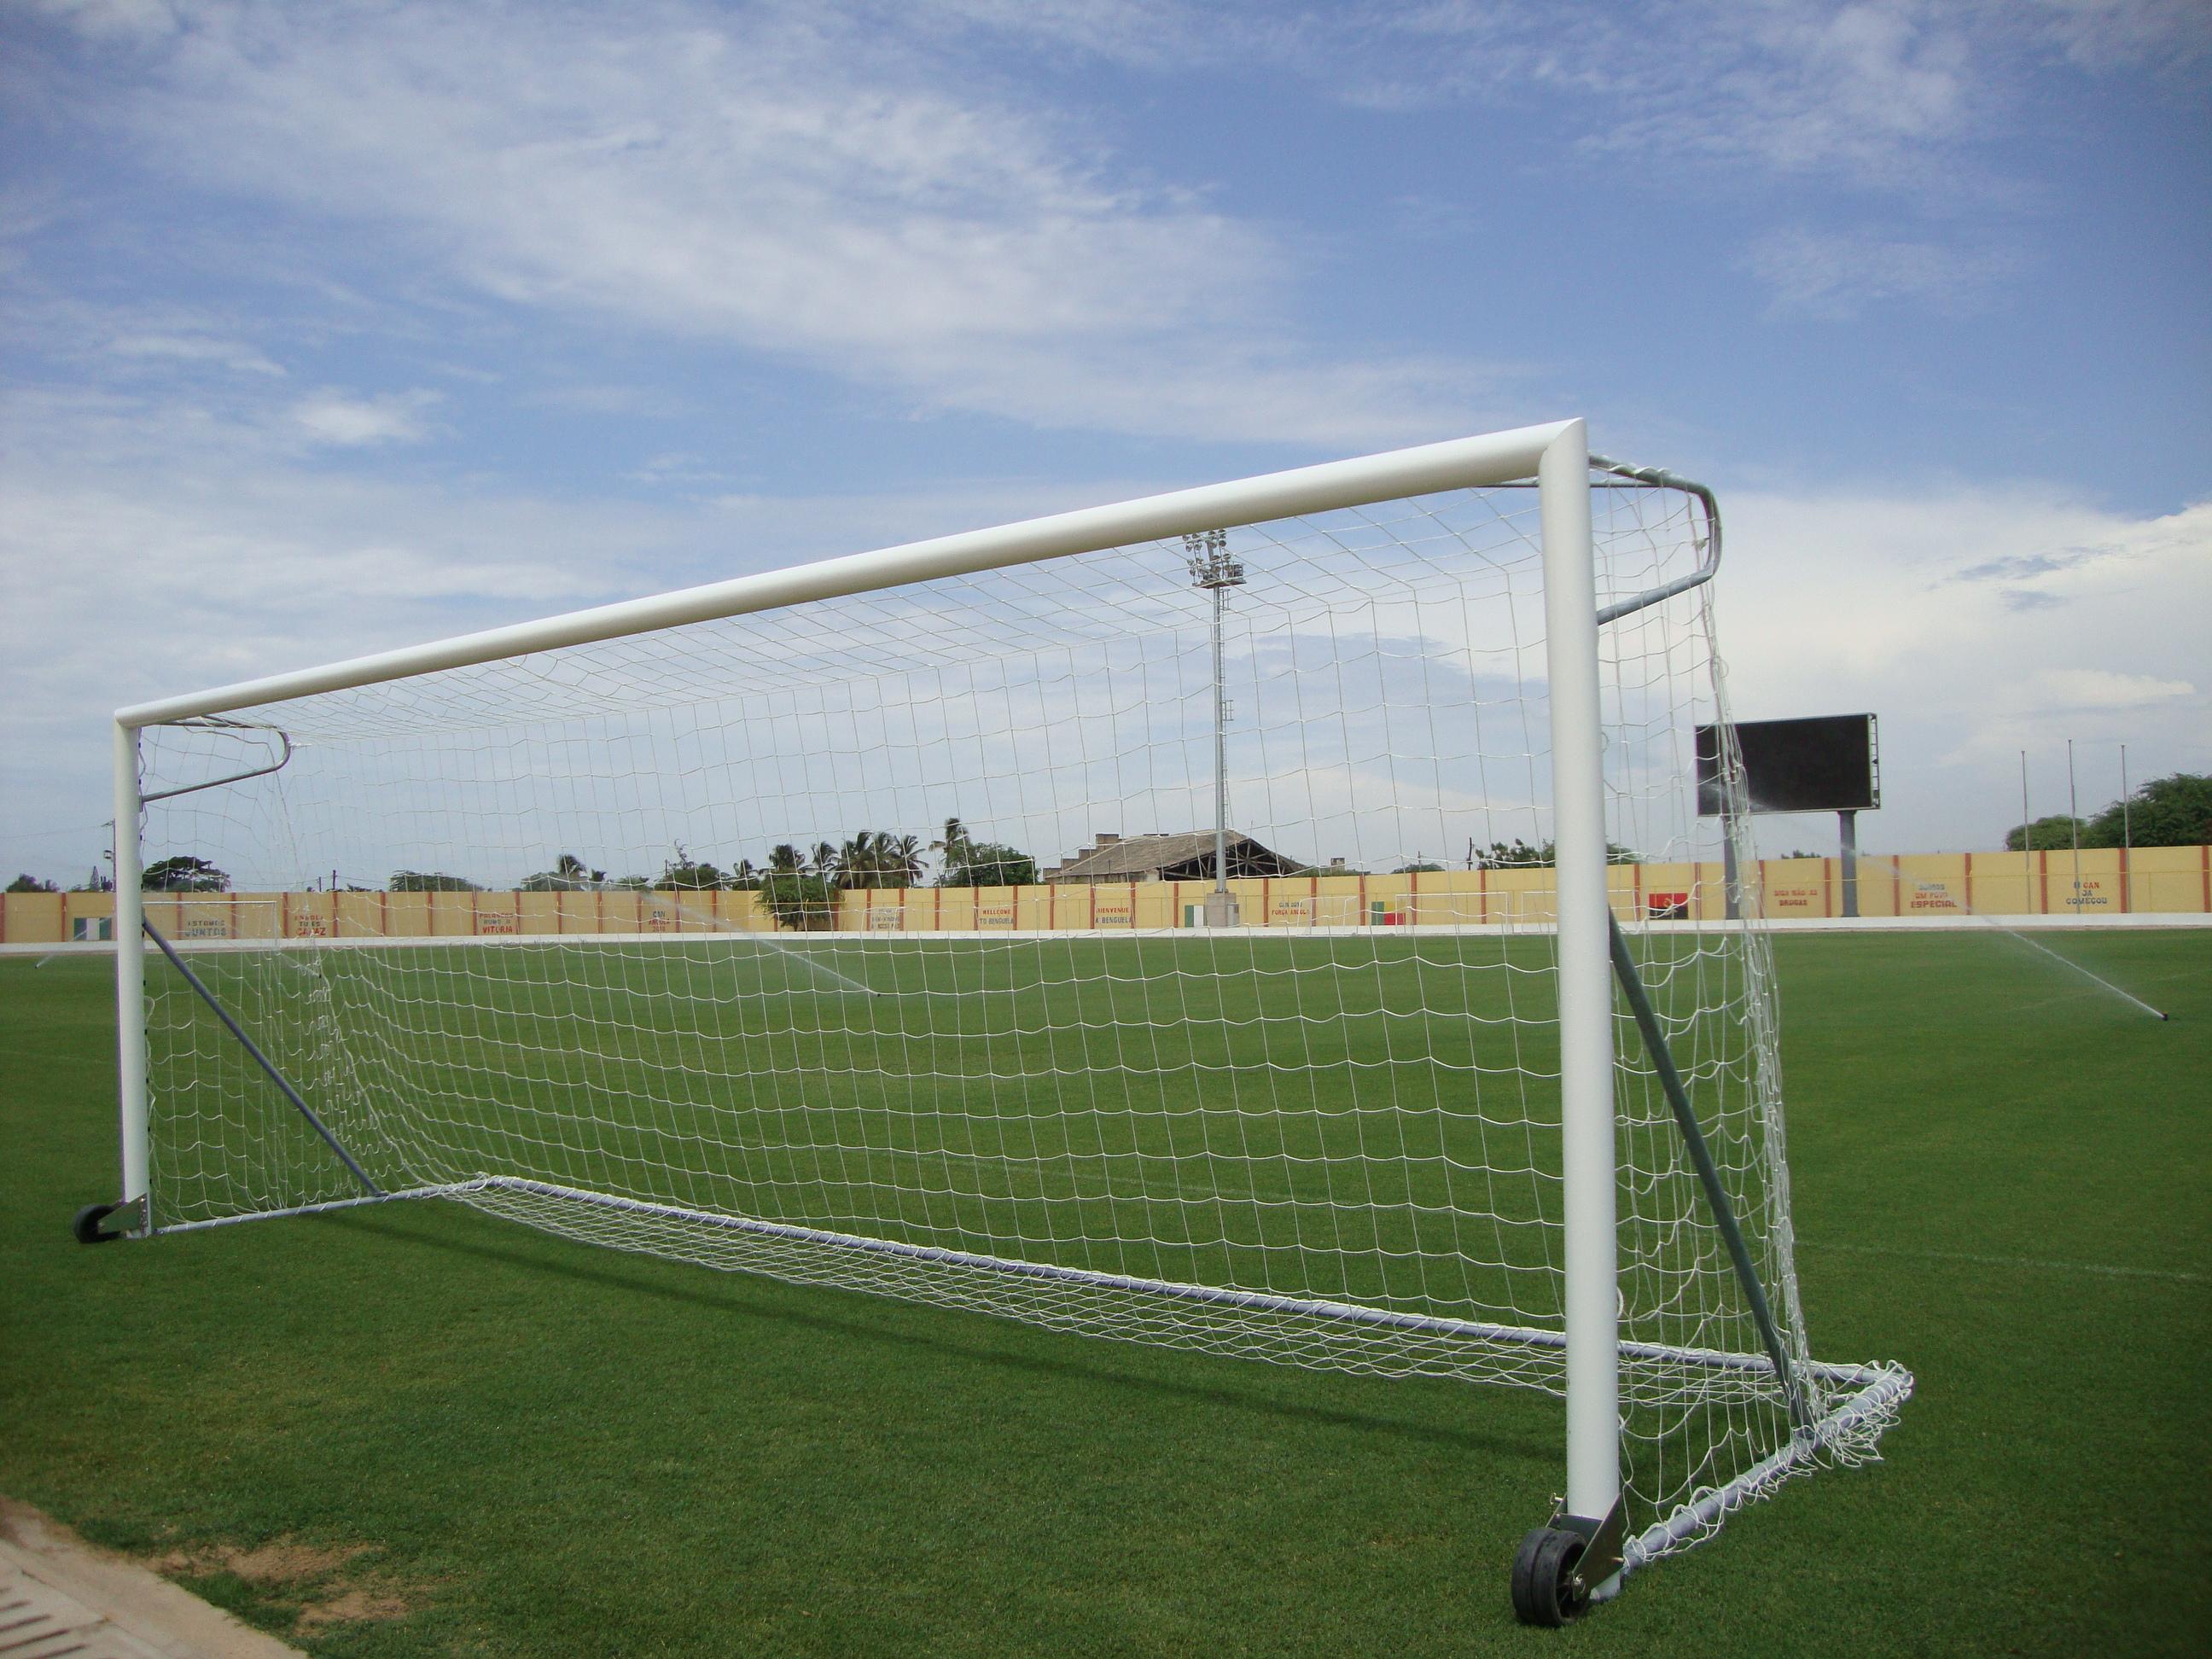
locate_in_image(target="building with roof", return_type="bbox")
[1043,830,1304,885]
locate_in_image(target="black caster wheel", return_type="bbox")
[1511,1525,1590,1627]
[73,1202,125,1243]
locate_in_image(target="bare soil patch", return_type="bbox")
[152,1536,421,1633]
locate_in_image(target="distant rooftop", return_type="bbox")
[1045,830,1302,884]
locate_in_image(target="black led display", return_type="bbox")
[1695,714,1879,816]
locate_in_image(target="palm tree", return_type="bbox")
[811,841,839,881]
[932,817,971,881]
[835,832,877,890]
[766,844,804,875]
[555,853,588,885]
[892,834,924,886]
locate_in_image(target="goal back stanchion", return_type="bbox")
[91,419,1909,1618]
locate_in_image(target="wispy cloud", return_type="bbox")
[1744,226,2018,318]
[0,364,1198,880]
[2029,667,2196,709]
[2025,0,2212,72]
[888,2,2199,327]
[1005,1,2209,188]
[23,1,1481,449]
[1720,486,2212,838]
[290,388,441,447]
[108,330,285,376]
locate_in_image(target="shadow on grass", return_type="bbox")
[330,1202,1545,1465]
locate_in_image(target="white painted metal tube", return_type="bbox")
[148,1185,458,1235]
[112,721,150,1229]
[114,422,1572,727]
[1615,1362,1916,1580]
[1538,420,1621,1526]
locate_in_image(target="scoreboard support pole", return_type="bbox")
[1721,807,1741,923]
[1838,809,1860,918]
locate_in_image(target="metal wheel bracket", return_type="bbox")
[1546,1493,1625,1592]
[73,1196,145,1243]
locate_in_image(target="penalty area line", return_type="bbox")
[1800,1238,2202,1284]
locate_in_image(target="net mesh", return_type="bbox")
[135,469,1904,1563]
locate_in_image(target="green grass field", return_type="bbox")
[3,929,2207,1656]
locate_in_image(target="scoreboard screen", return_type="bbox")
[1696,714,1879,816]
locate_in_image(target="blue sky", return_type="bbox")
[3,0,2208,883]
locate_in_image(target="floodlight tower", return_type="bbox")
[1186,529,1245,927]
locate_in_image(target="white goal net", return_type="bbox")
[119,427,1907,1582]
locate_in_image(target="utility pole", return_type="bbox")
[1187,530,1245,927]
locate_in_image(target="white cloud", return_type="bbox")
[1253,2,2204,184]
[290,389,439,446]
[108,331,286,376]
[2025,0,2212,71]
[1718,486,2212,847]
[22,0,181,41]
[35,0,1479,449]
[0,373,1196,882]
[1743,226,2017,317]
[5,380,2203,876]
[2027,668,2195,709]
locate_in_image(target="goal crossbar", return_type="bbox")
[114,422,1577,731]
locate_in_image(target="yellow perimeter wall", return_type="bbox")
[7,847,2209,946]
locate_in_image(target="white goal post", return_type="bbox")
[96,418,1908,1620]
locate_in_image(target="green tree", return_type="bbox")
[6,874,59,894]
[2004,815,2089,853]
[2083,771,2212,848]
[143,855,229,892]
[938,841,1037,888]
[660,846,727,889]
[1474,840,1637,870]
[891,835,924,886]
[831,831,873,889]
[933,818,972,874]
[521,853,605,892]
[389,870,481,892]
[831,830,916,891]
[759,871,838,930]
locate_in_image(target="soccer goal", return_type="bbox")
[86,419,1908,1621]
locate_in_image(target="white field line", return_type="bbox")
[9,908,2210,958]
[1801,1237,2203,1285]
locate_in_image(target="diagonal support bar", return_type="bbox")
[138,718,294,804]
[141,919,383,1198]
[1606,915,1810,1431]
